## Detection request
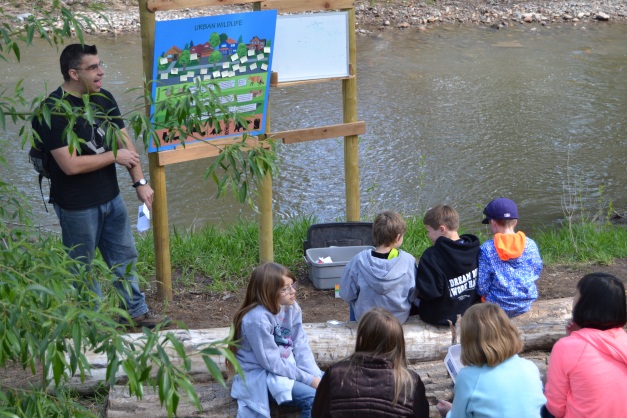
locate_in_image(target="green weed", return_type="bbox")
[133,213,627,291]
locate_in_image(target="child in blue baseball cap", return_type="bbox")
[477,197,543,317]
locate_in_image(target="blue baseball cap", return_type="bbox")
[482,197,518,224]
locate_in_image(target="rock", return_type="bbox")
[397,22,410,28]
[595,12,610,21]
[384,20,390,26]
[15,13,32,21]
[523,13,534,22]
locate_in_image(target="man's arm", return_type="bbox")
[117,127,154,211]
[51,145,139,176]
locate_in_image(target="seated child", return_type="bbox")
[478,197,543,317]
[544,273,627,418]
[436,303,546,417]
[312,307,429,417]
[339,211,416,323]
[229,262,323,418]
[415,205,480,326]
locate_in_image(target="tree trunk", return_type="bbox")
[82,298,571,396]
[106,353,550,418]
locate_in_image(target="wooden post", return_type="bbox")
[139,0,172,300]
[258,170,273,262]
[257,110,273,262]
[343,8,360,222]
[254,1,273,262]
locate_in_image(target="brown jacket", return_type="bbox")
[312,355,429,417]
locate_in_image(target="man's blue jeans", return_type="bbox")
[54,194,148,318]
[270,380,316,418]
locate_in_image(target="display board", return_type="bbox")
[272,12,350,83]
[149,10,277,152]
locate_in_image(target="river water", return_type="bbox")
[1,23,626,233]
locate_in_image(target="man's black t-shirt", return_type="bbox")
[34,87,125,210]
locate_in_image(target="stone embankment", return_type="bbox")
[6,0,627,34]
[354,0,626,30]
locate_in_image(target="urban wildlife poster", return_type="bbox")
[150,10,277,152]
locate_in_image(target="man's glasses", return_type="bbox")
[280,284,297,294]
[74,61,106,72]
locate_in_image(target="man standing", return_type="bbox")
[33,43,168,328]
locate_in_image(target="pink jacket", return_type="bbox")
[545,327,627,418]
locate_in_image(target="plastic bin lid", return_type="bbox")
[303,222,373,254]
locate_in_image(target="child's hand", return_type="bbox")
[310,376,321,389]
[565,320,581,336]
[436,400,452,417]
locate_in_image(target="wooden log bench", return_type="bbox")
[102,298,570,417]
[106,353,550,418]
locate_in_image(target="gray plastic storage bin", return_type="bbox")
[303,222,373,254]
[305,245,373,290]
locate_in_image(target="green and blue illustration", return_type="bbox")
[150,10,277,152]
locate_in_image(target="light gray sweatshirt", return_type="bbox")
[339,249,417,323]
[231,302,322,417]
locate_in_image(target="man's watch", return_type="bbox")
[132,179,147,188]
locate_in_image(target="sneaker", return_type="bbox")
[119,311,171,329]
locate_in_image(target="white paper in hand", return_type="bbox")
[137,203,151,232]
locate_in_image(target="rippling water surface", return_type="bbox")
[1,23,625,233]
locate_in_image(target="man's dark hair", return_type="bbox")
[60,44,98,81]
[573,272,626,330]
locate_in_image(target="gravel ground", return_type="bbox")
[3,0,627,35]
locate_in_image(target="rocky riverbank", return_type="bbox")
[354,0,627,31]
[4,0,627,35]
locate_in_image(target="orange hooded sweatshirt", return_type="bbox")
[493,231,526,261]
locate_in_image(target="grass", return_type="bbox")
[135,215,627,292]
[535,220,627,265]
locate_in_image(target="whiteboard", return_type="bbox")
[273,12,350,83]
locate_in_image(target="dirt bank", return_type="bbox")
[147,258,627,330]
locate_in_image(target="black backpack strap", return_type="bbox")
[37,173,49,213]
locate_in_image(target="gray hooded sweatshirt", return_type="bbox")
[339,249,416,323]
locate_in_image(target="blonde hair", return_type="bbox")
[226,262,296,373]
[372,211,406,247]
[423,205,460,231]
[460,303,523,367]
[350,308,414,404]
